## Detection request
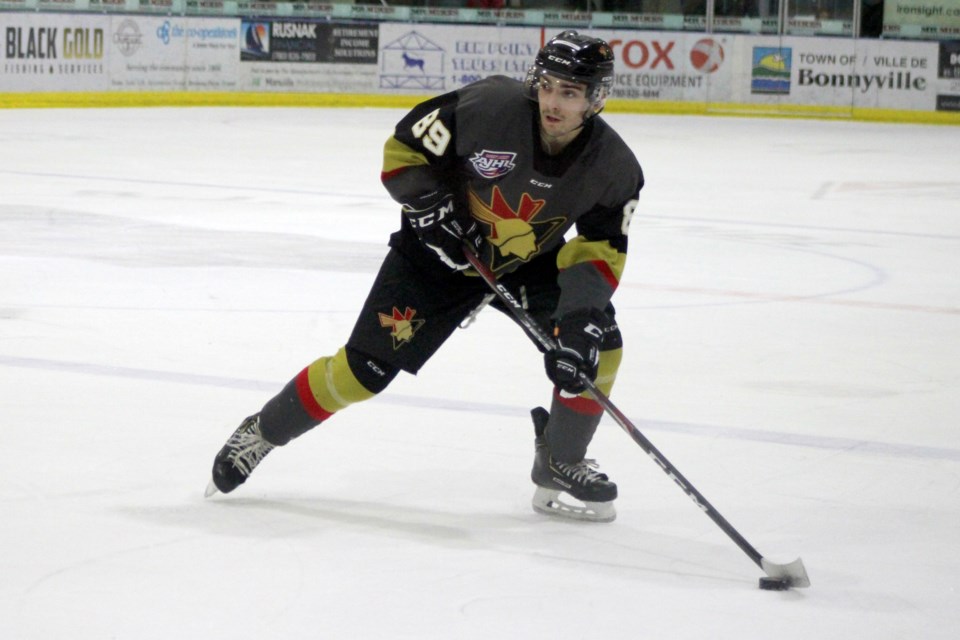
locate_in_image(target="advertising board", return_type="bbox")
[376,24,540,93]
[237,19,378,92]
[375,25,735,103]
[109,16,239,90]
[1,13,110,91]
[742,37,939,110]
[1,12,957,121]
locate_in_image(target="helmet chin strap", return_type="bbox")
[586,92,607,119]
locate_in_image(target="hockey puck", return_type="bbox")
[758,577,790,591]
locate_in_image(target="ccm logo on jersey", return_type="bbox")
[469,150,517,179]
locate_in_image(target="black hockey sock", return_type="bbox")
[258,346,398,446]
[545,390,603,463]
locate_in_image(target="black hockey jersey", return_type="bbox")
[382,75,644,314]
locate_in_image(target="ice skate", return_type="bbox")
[205,414,276,497]
[529,407,617,523]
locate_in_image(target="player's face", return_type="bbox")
[536,73,591,145]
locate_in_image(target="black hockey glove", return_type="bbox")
[544,308,606,394]
[403,192,483,271]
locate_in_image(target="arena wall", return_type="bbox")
[2,12,959,123]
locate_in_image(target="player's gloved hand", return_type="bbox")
[403,192,483,271]
[544,308,606,394]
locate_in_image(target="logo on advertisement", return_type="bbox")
[4,27,58,59]
[690,38,724,73]
[272,22,317,40]
[381,31,444,90]
[113,19,143,57]
[242,22,270,58]
[469,150,517,179]
[153,20,238,48]
[939,41,960,79]
[402,52,425,72]
[156,21,173,45]
[64,29,104,59]
[3,27,104,60]
[608,38,675,70]
[751,47,792,95]
[378,306,425,348]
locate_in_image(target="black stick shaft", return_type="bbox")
[463,248,764,570]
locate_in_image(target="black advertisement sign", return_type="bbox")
[936,94,960,111]
[938,40,960,79]
[241,20,378,64]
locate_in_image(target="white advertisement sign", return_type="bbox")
[109,17,239,90]
[596,29,735,103]
[1,13,110,91]
[739,37,940,110]
[374,25,735,103]
[376,24,541,93]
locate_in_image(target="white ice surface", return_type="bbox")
[1,108,958,639]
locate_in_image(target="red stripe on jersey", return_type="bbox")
[554,388,604,416]
[380,167,407,183]
[295,367,333,422]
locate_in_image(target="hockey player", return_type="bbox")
[205,31,644,523]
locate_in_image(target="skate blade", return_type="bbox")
[532,486,616,523]
[204,478,219,498]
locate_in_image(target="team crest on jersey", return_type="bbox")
[468,185,565,271]
[469,150,517,179]
[378,306,425,349]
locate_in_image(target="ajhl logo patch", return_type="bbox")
[469,150,517,179]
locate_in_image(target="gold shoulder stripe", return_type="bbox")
[383,136,430,175]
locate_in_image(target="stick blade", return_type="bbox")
[760,557,811,589]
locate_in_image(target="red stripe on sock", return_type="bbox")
[554,388,604,416]
[295,367,333,422]
[589,259,620,290]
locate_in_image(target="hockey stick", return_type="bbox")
[463,247,810,590]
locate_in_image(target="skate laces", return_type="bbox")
[226,420,275,475]
[554,458,609,485]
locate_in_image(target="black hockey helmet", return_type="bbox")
[526,31,615,110]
